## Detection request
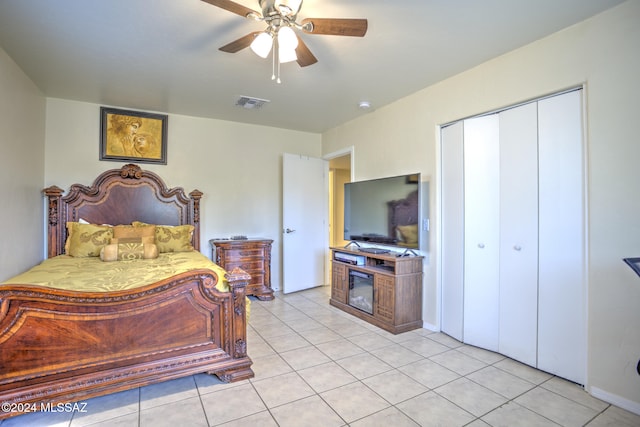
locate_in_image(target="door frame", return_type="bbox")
[324,147,355,285]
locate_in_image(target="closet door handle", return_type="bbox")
[477,243,485,249]
[513,245,522,251]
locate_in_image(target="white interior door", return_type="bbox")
[440,122,465,341]
[463,115,500,351]
[498,102,539,367]
[282,153,328,294]
[537,90,586,384]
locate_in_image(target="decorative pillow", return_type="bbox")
[396,224,419,245]
[112,224,156,243]
[66,222,114,257]
[132,221,194,253]
[111,236,155,245]
[100,241,159,262]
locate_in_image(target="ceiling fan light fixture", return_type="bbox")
[277,26,298,50]
[276,26,298,63]
[275,0,303,17]
[206,0,367,81]
[279,46,297,63]
[250,31,273,58]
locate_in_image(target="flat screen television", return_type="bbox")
[343,173,421,250]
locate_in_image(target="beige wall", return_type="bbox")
[323,0,640,412]
[44,98,322,290]
[0,47,46,280]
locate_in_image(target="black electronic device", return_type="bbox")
[344,173,420,250]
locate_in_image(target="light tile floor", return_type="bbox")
[3,286,640,427]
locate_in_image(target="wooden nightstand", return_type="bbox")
[209,238,274,301]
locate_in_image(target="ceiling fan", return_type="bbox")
[202,0,368,81]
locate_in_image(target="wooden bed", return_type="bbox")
[0,164,253,419]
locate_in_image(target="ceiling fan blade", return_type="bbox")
[201,0,260,18]
[301,18,368,37]
[219,32,261,53]
[295,36,318,67]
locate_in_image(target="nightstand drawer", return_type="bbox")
[224,248,265,259]
[248,274,265,286]
[224,260,265,274]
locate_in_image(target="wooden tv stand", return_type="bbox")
[329,247,423,334]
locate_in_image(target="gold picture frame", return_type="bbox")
[100,107,168,164]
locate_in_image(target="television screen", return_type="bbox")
[344,173,420,249]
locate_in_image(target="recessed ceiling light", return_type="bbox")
[358,101,371,110]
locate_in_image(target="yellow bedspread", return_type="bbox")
[2,251,229,293]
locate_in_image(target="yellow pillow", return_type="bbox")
[66,222,114,257]
[113,224,156,241]
[132,221,194,253]
[396,224,418,245]
[100,241,159,262]
[111,236,155,245]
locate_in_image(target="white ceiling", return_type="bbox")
[0,0,625,133]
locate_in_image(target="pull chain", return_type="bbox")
[271,44,276,81]
[277,60,281,84]
[271,37,282,84]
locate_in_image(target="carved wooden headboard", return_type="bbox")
[43,164,202,258]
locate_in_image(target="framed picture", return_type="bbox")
[623,257,640,278]
[100,107,168,164]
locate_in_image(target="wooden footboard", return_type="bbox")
[0,267,252,419]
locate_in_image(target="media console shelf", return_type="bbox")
[329,247,423,334]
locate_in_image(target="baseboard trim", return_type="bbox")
[590,386,640,415]
[422,321,438,332]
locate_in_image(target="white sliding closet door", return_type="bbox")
[463,115,500,351]
[498,102,539,367]
[439,90,585,384]
[440,122,464,341]
[537,90,586,384]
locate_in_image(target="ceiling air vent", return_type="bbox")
[236,96,270,110]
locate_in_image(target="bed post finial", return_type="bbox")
[189,189,203,223]
[120,164,143,179]
[43,186,64,258]
[190,189,203,250]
